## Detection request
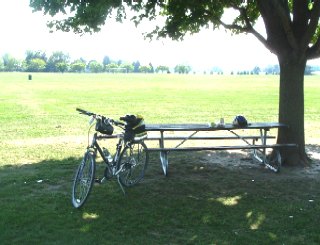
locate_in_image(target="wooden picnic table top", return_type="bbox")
[145,122,288,132]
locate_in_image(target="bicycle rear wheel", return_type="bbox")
[118,141,148,187]
[72,150,96,208]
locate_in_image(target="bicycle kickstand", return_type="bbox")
[117,176,126,195]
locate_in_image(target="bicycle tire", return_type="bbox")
[118,141,148,187]
[72,150,96,208]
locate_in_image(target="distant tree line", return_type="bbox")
[1,50,318,75]
[235,65,315,75]
[0,51,173,74]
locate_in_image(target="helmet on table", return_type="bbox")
[233,115,248,127]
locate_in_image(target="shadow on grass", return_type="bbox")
[0,147,320,244]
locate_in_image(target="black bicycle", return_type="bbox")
[72,108,149,208]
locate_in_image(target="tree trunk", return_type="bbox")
[277,55,310,166]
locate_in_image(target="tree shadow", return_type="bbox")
[0,146,320,244]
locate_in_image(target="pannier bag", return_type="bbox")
[122,114,147,141]
[95,118,114,135]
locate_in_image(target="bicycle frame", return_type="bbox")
[89,133,124,172]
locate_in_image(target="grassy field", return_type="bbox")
[0,72,320,244]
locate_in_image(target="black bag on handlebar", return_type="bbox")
[95,118,114,135]
[122,115,147,141]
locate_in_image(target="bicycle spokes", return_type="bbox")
[118,142,148,187]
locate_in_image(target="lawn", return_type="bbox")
[0,72,319,244]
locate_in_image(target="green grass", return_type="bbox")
[0,72,320,244]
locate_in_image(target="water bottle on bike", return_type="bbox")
[102,147,113,163]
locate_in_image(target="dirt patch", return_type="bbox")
[202,145,320,180]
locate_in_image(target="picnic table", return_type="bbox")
[144,122,297,175]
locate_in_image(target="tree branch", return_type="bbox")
[232,5,254,31]
[301,0,320,49]
[271,0,298,50]
[292,0,309,38]
[217,19,246,32]
[219,4,276,54]
[249,27,277,54]
[307,35,320,59]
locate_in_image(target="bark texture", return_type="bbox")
[277,55,310,166]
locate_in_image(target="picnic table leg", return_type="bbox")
[262,128,282,172]
[159,131,169,176]
[258,129,281,173]
[252,129,268,164]
[261,128,268,163]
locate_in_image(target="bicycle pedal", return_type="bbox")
[94,178,102,184]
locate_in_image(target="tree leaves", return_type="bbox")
[29,0,320,59]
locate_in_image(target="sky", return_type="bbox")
[0,0,288,72]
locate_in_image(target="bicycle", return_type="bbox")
[72,108,149,208]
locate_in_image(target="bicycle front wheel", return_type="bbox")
[72,150,96,208]
[118,141,148,187]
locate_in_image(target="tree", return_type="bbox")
[133,61,140,73]
[156,65,170,73]
[264,65,280,75]
[149,62,154,73]
[0,58,4,71]
[105,62,119,73]
[88,60,103,73]
[24,50,47,72]
[174,64,191,74]
[70,59,86,73]
[30,0,320,165]
[2,54,20,71]
[26,58,47,72]
[139,65,151,73]
[55,62,69,73]
[211,66,223,74]
[252,66,261,75]
[47,51,70,72]
[120,63,134,73]
[25,50,47,64]
[102,56,111,67]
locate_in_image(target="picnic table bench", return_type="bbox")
[144,122,297,175]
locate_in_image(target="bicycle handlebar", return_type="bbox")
[76,108,125,127]
[76,108,95,116]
